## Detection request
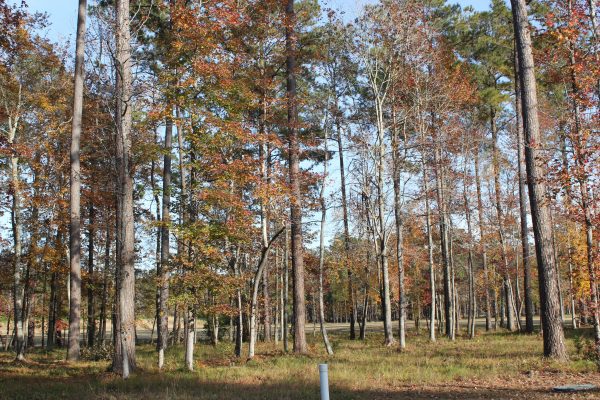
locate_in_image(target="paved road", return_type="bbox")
[2,316,557,348]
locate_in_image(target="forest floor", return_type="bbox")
[1,325,599,400]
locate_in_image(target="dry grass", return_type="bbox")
[0,327,599,399]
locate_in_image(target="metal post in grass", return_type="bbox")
[319,364,330,400]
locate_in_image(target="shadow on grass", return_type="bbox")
[1,369,593,400]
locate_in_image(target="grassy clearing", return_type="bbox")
[0,327,599,399]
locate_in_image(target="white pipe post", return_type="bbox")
[319,363,330,400]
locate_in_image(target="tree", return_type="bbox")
[286,0,307,354]
[67,0,87,362]
[511,0,568,360]
[317,112,333,355]
[513,45,534,333]
[113,0,136,376]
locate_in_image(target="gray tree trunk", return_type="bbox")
[335,119,356,340]
[317,124,333,355]
[463,153,476,339]
[490,111,516,332]
[158,115,172,369]
[185,308,195,371]
[286,0,307,354]
[513,48,535,333]
[67,0,87,362]
[474,149,492,331]
[283,227,289,352]
[511,0,567,360]
[114,0,137,376]
[99,220,110,344]
[377,134,394,346]
[10,142,25,361]
[249,228,285,358]
[434,137,453,340]
[392,116,406,350]
[87,202,95,347]
[422,155,436,342]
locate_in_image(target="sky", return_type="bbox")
[13,0,493,46]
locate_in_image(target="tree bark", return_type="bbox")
[249,227,285,358]
[67,0,87,362]
[286,0,307,354]
[511,0,567,360]
[283,226,289,352]
[474,149,492,331]
[513,47,535,333]
[373,95,394,347]
[87,202,96,347]
[7,89,25,362]
[99,219,110,344]
[114,0,136,376]
[392,115,406,349]
[490,110,516,332]
[463,153,476,339]
[433,134,453,340]
[185,308,195,371]
[317,125,333,355]
[158,115,172,369]
[422,154,436,342]
[335,118,356,340]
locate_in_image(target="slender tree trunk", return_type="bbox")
[158,115,172,369]
[550,208,565,323]
[422,151,436,342]
[514,48,535,333]
[87,202,96,347]
[392,120,406,349]
[8,100,25,362]
[150,138,161,352]
[233,249,243,357]
[374,97,394,347]
[4,298,12,351]
[66,0,87,362]
[278,249,284,343]
[230,248,244,357]
[22,247,33,352]
[41,265,47,349]
[567,231,578,329]
[511,0,567,360]
[249,228,285,358]
[47,267,57,350]
[283,227,289,352]
[490,111,516,332]
[286,0,307,354]
[274,250,280,344]
[317,125,333,355]
[474,149,492,331]
[260,117,272,343]
[185,308,195,371]
[463,154,476,339]
[114,0,136,376]
[263,263,271,342]
[359,244,371,341]
[450,220,458,340]
[434,135,453,339]
[335,119,356,340]
[99,219,110,344]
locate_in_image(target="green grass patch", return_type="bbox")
[0,327,598,399]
